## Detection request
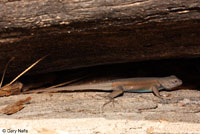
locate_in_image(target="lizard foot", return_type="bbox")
[102,98,119,108]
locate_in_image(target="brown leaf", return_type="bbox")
[0,82,23,97]
[0,90,12,96]
[0,56,46,97]
[0,96,31,115]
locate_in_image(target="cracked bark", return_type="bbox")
[0,0,200,75]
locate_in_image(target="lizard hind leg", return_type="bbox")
[102,86,124,108]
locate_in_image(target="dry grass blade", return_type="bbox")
[24,75,88,94]
[7,56,47,87]
[48,75,88,89]
[0,97,31,115]
[0,57,15,88]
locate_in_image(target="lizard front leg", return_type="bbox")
[151,86,162,98]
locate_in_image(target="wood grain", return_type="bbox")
[0,0,200,75]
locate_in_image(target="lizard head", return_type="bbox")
[159,75,182,89]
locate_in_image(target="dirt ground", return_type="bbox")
[0,59,200,133]
[0,89,200,134]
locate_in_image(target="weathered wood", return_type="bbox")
[0,0,200,75]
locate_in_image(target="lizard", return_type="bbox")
[24,75,182,100]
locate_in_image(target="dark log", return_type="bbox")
[0,0,200,76]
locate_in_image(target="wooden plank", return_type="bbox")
[0,0,200,75]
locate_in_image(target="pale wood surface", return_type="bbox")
[0,89,200,133]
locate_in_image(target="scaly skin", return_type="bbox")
[25,75,182,98]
